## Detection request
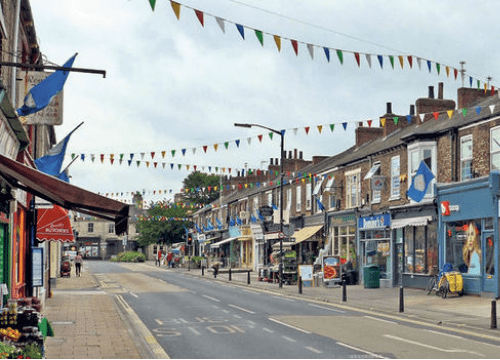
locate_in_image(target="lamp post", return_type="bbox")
[234,123,285,289]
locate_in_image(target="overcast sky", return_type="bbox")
[28,0,499,205]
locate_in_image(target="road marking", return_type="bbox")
[228,304,255,314]
[130,292,139,298]
[425,329,464,339]
[262,327,274,333]
[364,316,397,325]
[282,335,296,342]
[268,318,311,334]
[336,342,386,359]
[233,314,242,319]
[305,346,322,354]
[188,327,201,335]
[272,296,295,302]
[384,334,484,356]
[115,295,132,312]
[308,304,345,313]
[202,294,220,302]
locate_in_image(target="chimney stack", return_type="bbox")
[428,86,434,99]
[386,102,392,114]
[438,82,444,99]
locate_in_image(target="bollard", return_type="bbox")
[342,279,347,302]
[229,268,232,281]
[298,276,303,294]
[399,286,404,313]
[202,266,204,276]
[491,300,497,329]
[247,271,251,285]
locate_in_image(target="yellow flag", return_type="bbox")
[317,125,323,134]
[447,110,453,119]
[446,66,450,77]
[213,144,218,152]
[380,118,386,127]
[274,35,281,52]
[171,1,181,20]
[398,55,404,69]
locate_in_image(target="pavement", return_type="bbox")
[43,260,500,359]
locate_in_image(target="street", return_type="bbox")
[85,261,500,359]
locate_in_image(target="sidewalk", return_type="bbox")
[157,261,500,340]
[42,264,145,359]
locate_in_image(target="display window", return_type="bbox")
[360,229,391,279]
[445,219,482,275]
[403,223,437,275]
[331,225,356,267]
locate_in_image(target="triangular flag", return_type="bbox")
[324,47,330,62]
[307,44,314,59]
[181,149,186,156]
[161,151,166,158]
[454,68,458,80]
[171,150,176,157]
[389,55,395,69]
[393,116,399,125]
[258,134,263,142]
[224,142,229,149]
[398,55,404,69]
[367,120,372,127]
[490,105,496,114]
[317,125,323,134]
[213,144,218,151]
[462,108,468,117]
[170,1,181,20]
[203,145,208,153]
[407,55,413,68]
[377,55,383,69]
[194,9,204,26]
[476,106,481,115]
[427,60,432,73]
[380,118,386,127]
[247,137,252,145]
[447,110,453,119]
[436,63,441,75]
[291,39,298,55]
[354,52,360,67]
[273,35,281,51]
[336,50,343,64]
[255,30,264,46]
[365,54,372,68]
[236,24,245,39]
[433,112,439,120]
[419,114,425,123]
[268,132,273,140]
[445,66,450,77]
[330,124,335,132]
[305,126,310,135]
[235,139,240,147]
[215,17,225,33]
[406,115,412,124]
[342,122,347,130]
[148,0,156,11]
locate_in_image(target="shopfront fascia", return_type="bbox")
[358,213,392,287]
[437,172,500,298]
[390,204,437,289]
[327,211,357,269]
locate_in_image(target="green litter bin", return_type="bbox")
[363,265,380,288]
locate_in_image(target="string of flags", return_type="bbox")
[70,102,498,171]
[147,0,497,91]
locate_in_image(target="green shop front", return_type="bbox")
[437,172,500,297]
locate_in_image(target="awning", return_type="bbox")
[391,216,432,229]
[292,225,323,245]
[210,237,237,249]
[0,153,129,235]
[323,177,335,193]
[313,179,324,195]
[37,205,74,242]
[364,163,381,180]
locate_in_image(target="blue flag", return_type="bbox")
[216,218,222,230]
[315,196,325,211]
[407,161,435,202]
[17,54,77,116]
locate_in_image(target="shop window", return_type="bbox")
[403,223,437,275]
[445,220,481,275]
[491,126,500,171]
[460,135,473,180]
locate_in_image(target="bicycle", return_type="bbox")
[426,266,442,296]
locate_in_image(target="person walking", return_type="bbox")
[157,248,162,266]
[75,252,83,277]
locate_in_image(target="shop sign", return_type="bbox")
[329,214,355,226]
[358,214,391,230]
[440,201,460,216]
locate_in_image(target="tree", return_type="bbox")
[182,171,221,205]
[135,202,191,247]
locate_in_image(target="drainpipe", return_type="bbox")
[10,0,22,105]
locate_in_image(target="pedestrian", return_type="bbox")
[157,248,162,266]
[75,252,83,277]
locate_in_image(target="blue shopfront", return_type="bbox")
[437,172,500,298]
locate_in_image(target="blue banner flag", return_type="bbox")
[407,161,435,202]
[17,54,77,116]
[315,196,325,211]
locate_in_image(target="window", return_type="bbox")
[445,220,481,275]
[364,162,381,203]
[266,191,272,206]
[296,186,302,212]
[286,188,292,210]
[408,142,436,200]
[491,127,500,171]
[306,183,312,210]
[88,223,94,233]
[391,156,400,199]
[329,193,336,209]
[461,135,473,180]
[108,223,115,234]
[345,169,361,208]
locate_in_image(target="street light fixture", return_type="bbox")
[234,123,285,289]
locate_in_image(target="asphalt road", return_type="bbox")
[88,261,500,359]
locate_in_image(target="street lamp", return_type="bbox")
[234,123,285,289]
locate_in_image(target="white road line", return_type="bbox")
[336,342,386,359]
[221,309,230,314]
[305,346,322,354]
[202,294,220,302]
[308,304,345,313]
[130,292,139,298]
[242,289,260,295]
[188,326,201,335]
[262,327,274,333]
[228,304,255,314]
[282,336,296,342]
[384,334,484,356]
[272,296,295,302]
[233,314,242,319]
[364,315,397,325]
[268,318,311,334]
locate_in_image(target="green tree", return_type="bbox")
[135,202,191,247]
[182,171,221,205]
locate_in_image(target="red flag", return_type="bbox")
[203,145,208,153]
[354,52,360,67]
[305,127,310,135]
[433,112,439,120]
[258,134,263,142]
[195,10,204,26]
[407,55,413,68]
[368,120,372,127]
[291,39,298,55]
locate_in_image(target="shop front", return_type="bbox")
[437,172,500,297]
[390,205,437,288]
[327,211,357,269]
[358,213,392,287]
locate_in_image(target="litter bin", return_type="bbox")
[363,265,380,288]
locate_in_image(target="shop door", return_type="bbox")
[483,231,495,293]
